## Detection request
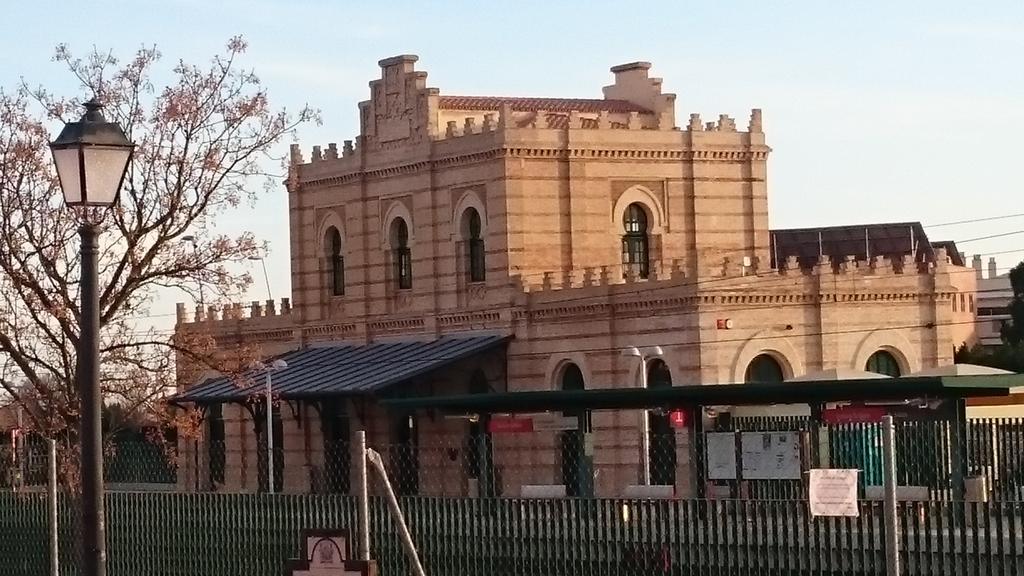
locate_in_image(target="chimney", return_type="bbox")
[602,61,676,129]
[989,257,998,279]
[972,254,983,281]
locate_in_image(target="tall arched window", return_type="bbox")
[392,218,412,290]
[464,208,485,282]
[647,359,676,486]
[622,203,650,279]
[745,354,785,384]
[560,364,591,497]
[866,350,901,377]
[326,227,344,296]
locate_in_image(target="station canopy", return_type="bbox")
[381,374,1024,415]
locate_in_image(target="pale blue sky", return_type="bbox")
[2,1,1022,329]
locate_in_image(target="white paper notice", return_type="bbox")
[808,469,860,517]
[705,432,738,480]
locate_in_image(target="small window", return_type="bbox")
[465,208,485,282]
[326,228,344,296]
[621,203,650,279]
[866,350,901,377]
[969,295,975,313]
[392,218,412,290]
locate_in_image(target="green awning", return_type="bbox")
[381,374,1024,415]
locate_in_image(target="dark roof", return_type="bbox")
[771,222,939,269]
[173,334,509,404]
[382,375,1024,414]
[438,96,650,114]
[931,240,966,266]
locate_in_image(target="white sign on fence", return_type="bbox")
[705,432,737,480]
[808,469,859,517]
[740,432,802,480]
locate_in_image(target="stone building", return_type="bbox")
[174,55,977,497]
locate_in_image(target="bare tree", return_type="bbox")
[0,37,317,453]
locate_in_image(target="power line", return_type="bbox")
[958,230,1024,244]
[926,213,1024,229]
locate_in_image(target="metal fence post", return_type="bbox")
[47,438,59,576]
[366,448,427,576]
[355,430,370,562]
[882,415,900,576]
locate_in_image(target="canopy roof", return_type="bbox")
[173,334,509,404]
[382,375,1024,415]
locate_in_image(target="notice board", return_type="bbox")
[740,431,802,480]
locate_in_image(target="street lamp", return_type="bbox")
[256,358,288,493]
[50,98,134,576]
[248,255,272,301]
[622,345,664,486]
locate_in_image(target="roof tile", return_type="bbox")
[439,96,650,114]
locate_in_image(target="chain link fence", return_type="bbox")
[0,492,1022,575]
[0,415,1009,501]
[3,413,1024,574]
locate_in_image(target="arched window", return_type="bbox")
[866,350,901,377]
[391,218,412,290]
[745,354,785,384]
[560,364,591,496]
[326,227,344,296]
[646,359,676,486]
[464,208,485,282]
[621,203,650,279]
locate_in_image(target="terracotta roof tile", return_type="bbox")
[515,112,630,130]
[439,96,650,114]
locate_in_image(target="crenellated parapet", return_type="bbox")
[287,54,770,191]
[684,108,764,134]
[514,249,969,303]
[510,259,688,295]
[176,297,294,325]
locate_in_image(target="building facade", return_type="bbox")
[175,55,977,497]
[972,255,1013,347]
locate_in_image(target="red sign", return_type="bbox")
[823,405,887,424]
[488,417,534,434]
[669,410,688,428]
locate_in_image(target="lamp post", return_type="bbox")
[248,255,272,301]
[182,235,203,491]
[50,98,135,576]
[258,358,288,493]
[622,345,664,486]
[182,235,206,311]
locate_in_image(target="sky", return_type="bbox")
[2,0,1022,333]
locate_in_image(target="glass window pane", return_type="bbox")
[82,146,131,204]
[52,148,82,204]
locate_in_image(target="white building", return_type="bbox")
[972,255,1013,347]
